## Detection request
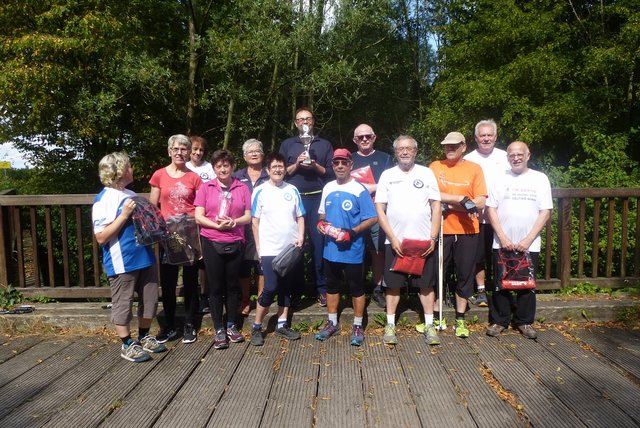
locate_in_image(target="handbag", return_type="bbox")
[161,214,202,266]
[130,196,169,246]
[496,249,536,290]
[390,239,431,276]
[272,243,303,277]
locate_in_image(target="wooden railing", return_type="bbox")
[0,188,639,298]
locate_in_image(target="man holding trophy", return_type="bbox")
[279,107,334,306]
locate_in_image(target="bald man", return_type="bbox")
[485,142,552,339]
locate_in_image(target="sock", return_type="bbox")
[328,313,338,325]
[353,316,363,327]
[138,328,149,340]
[277,318,287,329]
[387,314,395,326]
[121,336,132,346]
[455,312,465,320]
[425,314,434,326]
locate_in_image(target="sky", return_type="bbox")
[0,143,30,169]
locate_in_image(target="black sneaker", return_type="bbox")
[372,288,386,308]
[250,327,264,346]
[182,324,197,344]
[156,328,177,344]
[275,325,301,341]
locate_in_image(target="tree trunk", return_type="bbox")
[223,97,235,149]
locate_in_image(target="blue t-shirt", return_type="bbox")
[92,187,155,277]
[318,179,377,264]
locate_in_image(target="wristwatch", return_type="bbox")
[430,236,439,242]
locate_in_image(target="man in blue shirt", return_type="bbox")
[314,149,377,346]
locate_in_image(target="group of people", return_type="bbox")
[92,107,552,362]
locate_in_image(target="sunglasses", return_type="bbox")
[354,134,375,141]
[332,159,352,166]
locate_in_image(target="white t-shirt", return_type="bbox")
[487,169,553,252]
[186,161,216,183]
[251,181,305,257]
[464,148,510,223]
[375,164,441,243]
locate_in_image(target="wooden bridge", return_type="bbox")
[0,325,638,427]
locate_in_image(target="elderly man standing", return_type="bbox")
[486,142,552,339]
[315,149,378,346]
[430,132,487,338]
[376,136,442,346]
[351,124,394,308]
[279,107,334,306]
[464,120,510,306]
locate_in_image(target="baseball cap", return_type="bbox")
[440,131,466,145]
[333,148,352,161]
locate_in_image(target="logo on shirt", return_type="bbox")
[200,172,212,181]
[413,179,424,188]
[284,192,293,201]
[342,200,353,211]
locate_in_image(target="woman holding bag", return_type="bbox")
[194,149,252,350]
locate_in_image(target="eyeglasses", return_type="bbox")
[269,165,285,170]
[245,150,263,156]
[354,134,375,142]
[508,153,526,159]
[395,146,417,153]
[295,116,313,123]
[332,159,352,166]
[170,147,189,154]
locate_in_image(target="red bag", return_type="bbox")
[350,165,375,186]
[496,249,536,290]
[390,239,431,276]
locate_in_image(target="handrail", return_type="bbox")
[0,188,638,297]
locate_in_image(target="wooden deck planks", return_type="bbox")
[41,341,171,428]
[469,333,584,428]
[314,336,367,427]
[0,338,117,428]
[260,336,319,428]
[437,334,523,428]
[360,334,422,427]
[204,337,280,427]
[153,338,247,428]
[0,337,110,421]
[539,329,640,425]
[569,327,640,379]
[0,338,71,388]
[500,333,638,427]
[0,336,43,363]
[101,339,215,428]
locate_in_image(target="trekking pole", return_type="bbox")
[438,211,444,330]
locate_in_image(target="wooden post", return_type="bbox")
[0,189,17,288]
[559,198,573,287]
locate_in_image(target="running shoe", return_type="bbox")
[226,325,245,343]
[120,342,151,363]
[213,328,229,349]
[383,324,398,345]
[250,326,264,346]
[275,326,301,341]
[317,293,327,307]
[417,317,447,333]
[139,335,167,353]
[372,288,386,309]
[486,324,506,337]
[156,328,177,344]
[455,319,469,338]
[517,324,538,339]
[424,325,441,345]
[475,291,488,307]
[182,324,197,344]
[315,320,339,341]
[350,325,365,346]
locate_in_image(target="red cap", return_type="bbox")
[333,148,352,161]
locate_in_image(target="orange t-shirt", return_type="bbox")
[429,159,487,235]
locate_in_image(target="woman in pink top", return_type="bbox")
[194,149,251,350]
[149,134,203,344]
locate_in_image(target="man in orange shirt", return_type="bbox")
[429,132,487,338]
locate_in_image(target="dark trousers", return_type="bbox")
[160,263,199,329]
[301,195,326,295]
[489,251,539,326]
[201,238,244,331]
[442,233,478,299]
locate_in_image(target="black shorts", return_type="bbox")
[383,244,438,289]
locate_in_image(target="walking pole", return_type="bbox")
[438,211,444,330]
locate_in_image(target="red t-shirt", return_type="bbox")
[149,167,203,219]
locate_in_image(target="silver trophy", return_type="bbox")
[300,124,313,165]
